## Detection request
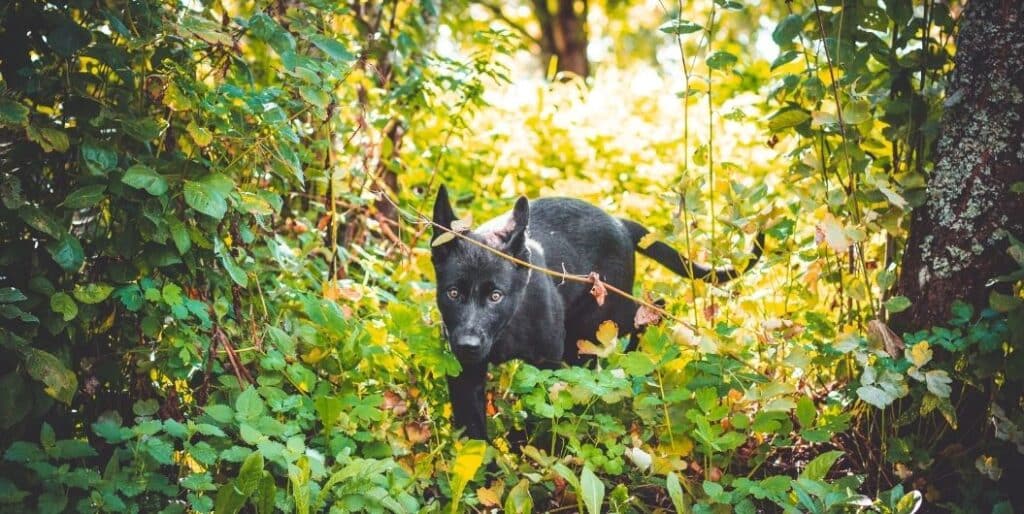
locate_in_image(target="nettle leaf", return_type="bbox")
[60,184,107,209]
[184,180,228,219]
[21,347,77,404]
[122,164,169,196]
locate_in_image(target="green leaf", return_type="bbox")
[449,439,486,513]
[857,385,896,408]
[0,98,29,126]
[658,19,703,35]
[884,296,912,313]
[769,108,810,132]
[21,347,77,404]
[184,180,228,219]
[19,205,64,238]
[772,14,804,45]
[0,287,27,303]
[504,479,534,514]
[706,51,738,70]
[580,466,605,514]
[73,283,114,304]
[796,396,816,428]
[50,292,78,321]
[309,35,355,62]
[216,239,249,287]
[27,125,70,153]
[235,387,265,421]
[60,184,107,209]
[46,234,84,272]
[122,165,169,196]
[924,370,952,398]
[666,472,691,514]
[799,450,843,481]
[167,216,192,254]
[842,99,872,124]
[48,15,92,57]
[81,143,118,175]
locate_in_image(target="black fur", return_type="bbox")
[431,185,764,440]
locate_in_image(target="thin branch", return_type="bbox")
[477,1,542,46]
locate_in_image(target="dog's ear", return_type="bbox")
[432,185,456,239]
[499,196,530,253]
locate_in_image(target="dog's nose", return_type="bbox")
[453,335,482,350]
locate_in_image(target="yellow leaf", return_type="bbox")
[577,339,615,358]
[476,480,504,507]
[815,212,850,253]
[907,341,933,368]
[431,231,455,247]
[450,440,487,513]
[596,320,618,345]
[637,233,658,250]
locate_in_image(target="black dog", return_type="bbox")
[430,185,763,440]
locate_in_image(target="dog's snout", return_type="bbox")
[453,335,482,349]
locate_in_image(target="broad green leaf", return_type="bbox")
[73,283,114,304]
[21,347,77,404]
[857,385,895,409]
[504,479,533,514]
[122,165,169,196]
[706,51,738,70]
[235,387,265,421]
[60,184,107,209]
[309,35,355,62]
[580,466,605,514]
[27,125,70,153]
[46,234,85,272]
[0,287,26,303]
[772,14,804,45]
[799,450,843,481]
[449,439,486,513]
[19,205,64,238]
[167,216,192,254]
[184,180,228,219]
[796,396,816,428]
[0,98,29,126]
[81,142,118,175]
[884,295,912,313]
[925,370,952,398]
[50,292,78,321]
[769,108,810,131]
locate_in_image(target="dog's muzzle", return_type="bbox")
[450,334,486,361]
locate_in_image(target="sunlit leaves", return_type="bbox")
[449,440,486,513]
[772,15,804,46]
[659,19,703,35]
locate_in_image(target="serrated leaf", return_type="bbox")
[46,235,84,272]
[122,165,169,196]
[0,98,29,126]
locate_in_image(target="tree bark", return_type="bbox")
[532,0,590,78]
[893,0,1024,332]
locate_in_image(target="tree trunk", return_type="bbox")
[893,0,1024,332]
[532,0,589,78]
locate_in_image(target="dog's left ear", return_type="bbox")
[432,185,456,240]
[499,196,530,252]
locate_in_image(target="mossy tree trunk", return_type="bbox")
[894,0,1024,331]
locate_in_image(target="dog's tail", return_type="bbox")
[620,218,765,283]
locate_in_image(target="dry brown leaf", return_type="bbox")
[867,318,905,357]
[476,480,504,507]
[587,272,607,306]
[404,421,431,444]
[383,390,408,415]
[634,304,663,328]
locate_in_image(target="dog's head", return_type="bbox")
[431,185,532,365]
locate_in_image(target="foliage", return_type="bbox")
[0,0,1019,512]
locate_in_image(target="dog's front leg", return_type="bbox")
[448,362,488,440]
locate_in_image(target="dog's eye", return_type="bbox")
[489,290,504,303]
[446,287,460,300]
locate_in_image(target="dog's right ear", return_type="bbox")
[432,185,456,239]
